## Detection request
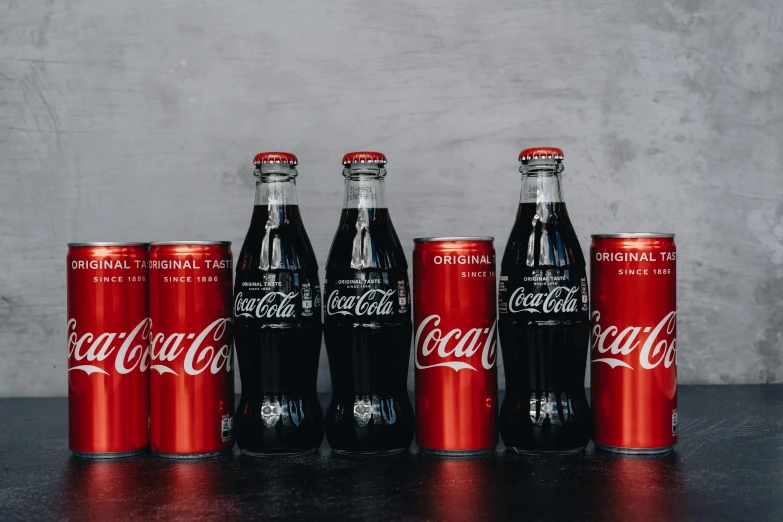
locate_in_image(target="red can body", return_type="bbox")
[413,237,498,455]
[149,242,235,457]
[67,243,150,457]
[590,234,677,454]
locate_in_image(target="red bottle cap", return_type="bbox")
[253,152,298,165]
[342,151,387,165]
[518,147,564,162]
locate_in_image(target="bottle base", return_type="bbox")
[419,446,496,458]
[152,449,232,460]
[594,443,675,456]
[332,448,408,457]
[71,448,147,460]
[506,446,584,456]
[241,448,319,457]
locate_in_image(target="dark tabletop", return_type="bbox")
[1,385,782,522]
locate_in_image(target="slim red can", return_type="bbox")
[67,242,150,458]
[149,241,235,458]
[590,233,677,454]
[413,237,498,456]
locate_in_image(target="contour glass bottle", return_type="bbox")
[498,147,591,454]
[234,152,324,455]
[323,151,415,455]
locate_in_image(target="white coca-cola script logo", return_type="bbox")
[150,318,233,376]
[326,289,395,316]
[67,318,151,375]
[234,291,298,319]
[591,310,677,370]
[415,314,496,372]
[508,286,579,314]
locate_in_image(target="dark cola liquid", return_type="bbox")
[324,207,415,454]
[234,204,324,455]
[498,201,591,453]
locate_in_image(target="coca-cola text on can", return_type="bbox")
[149,241,235,458]
[67,242,150,458]
[590,233,677,454]
[413,237,498,455]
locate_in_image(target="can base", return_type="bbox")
[506,446,584,456]
[71,449,147,460]
[594,443,675,456]
[419,446,496,458]
[332,448,407,457]
[153,449,232,460]
[240,448,318,458]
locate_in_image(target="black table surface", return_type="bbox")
[1,386,782,521]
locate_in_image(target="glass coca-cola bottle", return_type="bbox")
[234,152,324,455]
[498,147,591,453]
[323,151,415,455]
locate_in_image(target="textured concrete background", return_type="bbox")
[1,0,781,396]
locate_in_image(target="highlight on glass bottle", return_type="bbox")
[498,147,592,454]
[233,152,324,456]
[323,151,415,455]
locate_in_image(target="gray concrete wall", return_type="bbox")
[1,0,781,396]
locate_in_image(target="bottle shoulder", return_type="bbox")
[237,224,319,274]
[501,218,586,272]
[325,209,408,272]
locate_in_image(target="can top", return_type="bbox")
[414,236,494,243]
[342,151,387,165]
[253,152,298,165]
[519,147,564,162]
[591,233,675,239]
[67,242,148,247]
[149,241,232,246]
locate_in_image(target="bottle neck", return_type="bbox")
[254,164,299,207]
[342,164,387,209]
[519,160,564,204]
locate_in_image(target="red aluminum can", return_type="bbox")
[149,241,235,458]
[67,242,150,458]
[413,237,498,455]
[590,233,677,454]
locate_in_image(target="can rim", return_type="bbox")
[413,236,494,243]
[591,233,675,239]
[149,240,232,246]
[67,242,149,247]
